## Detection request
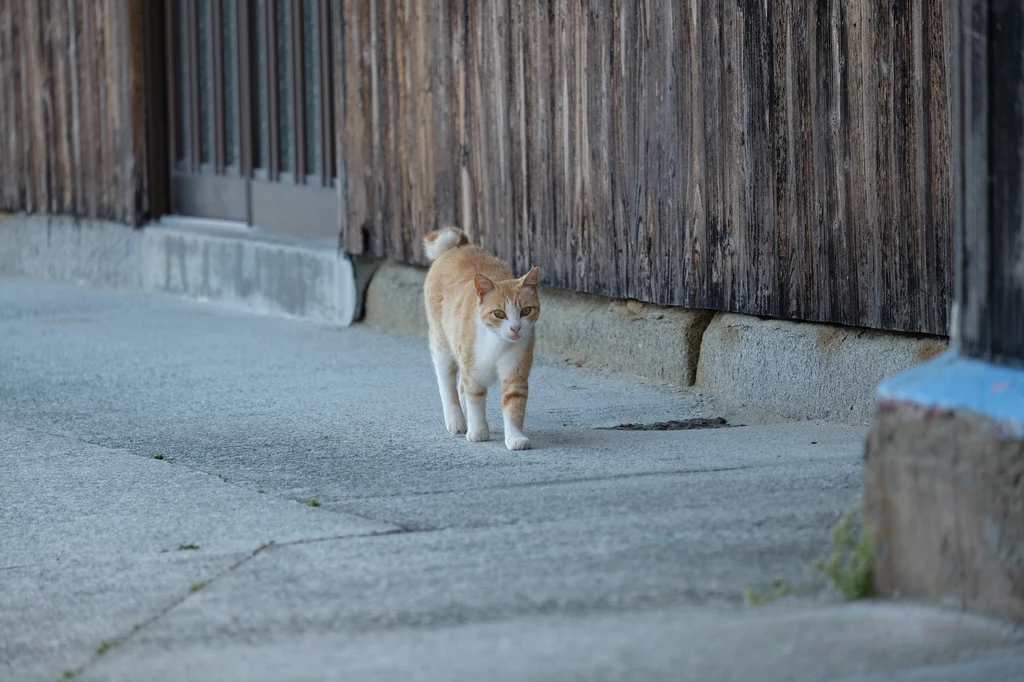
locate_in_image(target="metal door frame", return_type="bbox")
[159,0,339,239]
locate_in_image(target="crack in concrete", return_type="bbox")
[68,528,411,679]
[319,464,764,503]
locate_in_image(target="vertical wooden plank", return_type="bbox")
[509,0,528,275]
[845,0,873,327]
[566,0,587,292]
[700,0,726,308]
[142,0,169,221]
[891,0,919,331]
[122,0,149,223]
[791,1,819,321]
[925,0,953,335]
[493,0,514,270]
[986,0,1024,364]
[720,0,745,311]
[585,0,616,297]
[644,0,667,304]
[368,0,384,254]
[50,1,73,213]
[818,0,850,324]
[548,0,567,286]
[19,0,41,213]
[0,0,22,209]
[393,0,412,260]
[874,1,898,330]
[340,0,374,252]
[680,0,705,308]
[429,0,457,231]
[411,0,436,260]
[956,0,1024,364]
[464,0,487,252]
[809,0,831,323]
[743,0,779,316]
[523,0,555,288]
[101,0,120,218]
[383,0,401,258]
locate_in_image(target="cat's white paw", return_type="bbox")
[445,413,467,436]
[466,427,490,442]
[505,435,532,451]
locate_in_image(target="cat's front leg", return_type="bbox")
[500,375,531,451]
[430,345,466,435]
[460,374,490,442]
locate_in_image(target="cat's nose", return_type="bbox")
[510,324,521,334]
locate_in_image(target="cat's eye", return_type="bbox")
[493,310,507,319]
[520,307,533,316]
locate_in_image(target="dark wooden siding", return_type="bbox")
[0,0,151,226]
[339,0,954,335]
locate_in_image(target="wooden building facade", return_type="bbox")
[0,1,954,336]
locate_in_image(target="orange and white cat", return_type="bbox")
[423,226,539,451]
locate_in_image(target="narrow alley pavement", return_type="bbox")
[1,280,1021,682]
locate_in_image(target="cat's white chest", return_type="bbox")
[472,324,526,385]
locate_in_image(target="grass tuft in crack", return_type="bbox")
[95,639,118,656]
[304,498,321,507]
[189,581,207,593]
[178,543,200,551]
[746,503,875,606]
[151,453,164,460]
[62,671,76,679]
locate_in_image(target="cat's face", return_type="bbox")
[474,268,540,343]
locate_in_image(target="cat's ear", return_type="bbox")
[474,274,496,301]
[521,267,540,292]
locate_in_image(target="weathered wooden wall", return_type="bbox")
[0,0,150,225]
[340,0,954,335]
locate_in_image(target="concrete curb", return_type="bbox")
[361,261,713,387]
[697,314,948,423]
[361,261,948,424]
[0,214,359,326]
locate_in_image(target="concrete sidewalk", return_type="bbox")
[1,279,1020,682]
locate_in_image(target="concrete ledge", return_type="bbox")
[535,288,712,387]
[0,213,358,326]
[362,261,430,334]
[696,314,948,423]
[362,261,950,423]
[864,353,1024,622]
[362,262,713,387]
[0,214,143,289]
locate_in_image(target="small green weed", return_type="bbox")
[178,543,200,551]
[62,670,76,680]
[256,489,266,493]
[304,498,321,507]
[151,454,165,460]
[745,503,875,606]
[95,640,118,656]
[812,503,875,601]
[189,581,207,593]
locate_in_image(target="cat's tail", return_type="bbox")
[423,226,470,262]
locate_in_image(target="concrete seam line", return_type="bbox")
[685,309,716,387]
[349,252,381,323]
